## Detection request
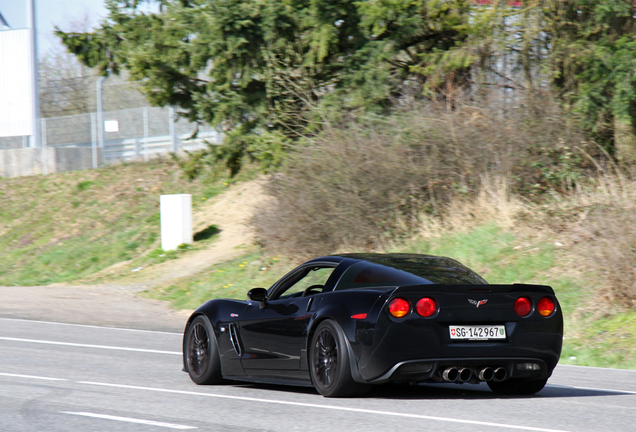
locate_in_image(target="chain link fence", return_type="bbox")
[34,106,220,164]
[0,77,222,172]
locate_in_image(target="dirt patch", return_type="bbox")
[110,177,267,288]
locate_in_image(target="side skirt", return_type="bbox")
[223,375,313,388]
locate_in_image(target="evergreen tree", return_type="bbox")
[543,0,636,163]
[56,0,475,174]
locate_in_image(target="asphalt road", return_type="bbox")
[2,317,636,432]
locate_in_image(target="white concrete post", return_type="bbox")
[160,194,193,251]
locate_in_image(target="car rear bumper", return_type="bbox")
[364,357,551,384]
[354,312,563,383]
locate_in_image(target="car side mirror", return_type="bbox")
[247,288,268,309]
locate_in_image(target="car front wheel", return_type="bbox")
[184,315,223,385]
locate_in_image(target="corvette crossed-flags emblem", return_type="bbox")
[468,299,488,308]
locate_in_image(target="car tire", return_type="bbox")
[487,377,548,395]
[184,315,223,385]
[309,320,369,397]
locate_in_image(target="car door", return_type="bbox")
[238,264,337,372]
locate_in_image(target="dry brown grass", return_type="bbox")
[418,175,528,237]
[554,175,636,308]
[410,170,636,314]
[440,171,636,309]
[253,91,589,257]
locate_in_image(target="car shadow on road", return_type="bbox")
[230,381,632,400]
[369,382,632,400]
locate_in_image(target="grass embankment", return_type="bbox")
[0,159,232,286]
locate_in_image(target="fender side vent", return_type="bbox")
[228,324,243,357]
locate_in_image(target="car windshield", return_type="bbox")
[334,256,487,290]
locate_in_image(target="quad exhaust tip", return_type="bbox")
[493,367,507,382]
[442,366,506,382]
[442,367,459,382]
[478,367,494,382]
[458,367,472,382]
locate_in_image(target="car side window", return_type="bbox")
[274,266,336,300]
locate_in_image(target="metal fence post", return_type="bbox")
[169,106,178,153]
[91,112,98,169]
[96,77,106,161]
[41,118,47,175]
[143,106,149,161]
[28,0,41,149]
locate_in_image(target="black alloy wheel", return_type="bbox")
[184,315,223,385]
[309,320,369,397]
[313,326,338,388]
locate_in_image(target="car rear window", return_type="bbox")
[335,259,486,290]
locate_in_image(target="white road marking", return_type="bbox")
[60,412,196,430]
[0,372,67,381]
[0,337,181,355]
[0,317,182,335]
[78,381,573,432]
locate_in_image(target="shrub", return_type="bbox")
[253,91,592,256]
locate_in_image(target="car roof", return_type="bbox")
[317,253,465,267]
[307,253,487,286]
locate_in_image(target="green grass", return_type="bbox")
[145,252,294,309]
[154,223,577,313]
[399,223,583,311]
[400,223,636,368]
[83,226,222,284]
[560,310,636,369]
[0,159,253,286]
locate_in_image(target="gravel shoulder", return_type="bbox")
[0,284,188,332]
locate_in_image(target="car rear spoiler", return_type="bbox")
[391,284,556,296]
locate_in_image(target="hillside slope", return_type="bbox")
[84,178,267,288]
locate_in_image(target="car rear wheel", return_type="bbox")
[487,377,548,395]
[184,315,223,385]
[309,320,368,397]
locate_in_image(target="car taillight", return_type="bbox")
[537,297,555,317]
[514,297,532,317]
[416,297,437,317]
[388,298,410,318]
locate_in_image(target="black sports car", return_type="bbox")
[183,253,563,397]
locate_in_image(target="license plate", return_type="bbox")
[449,325,506,340]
